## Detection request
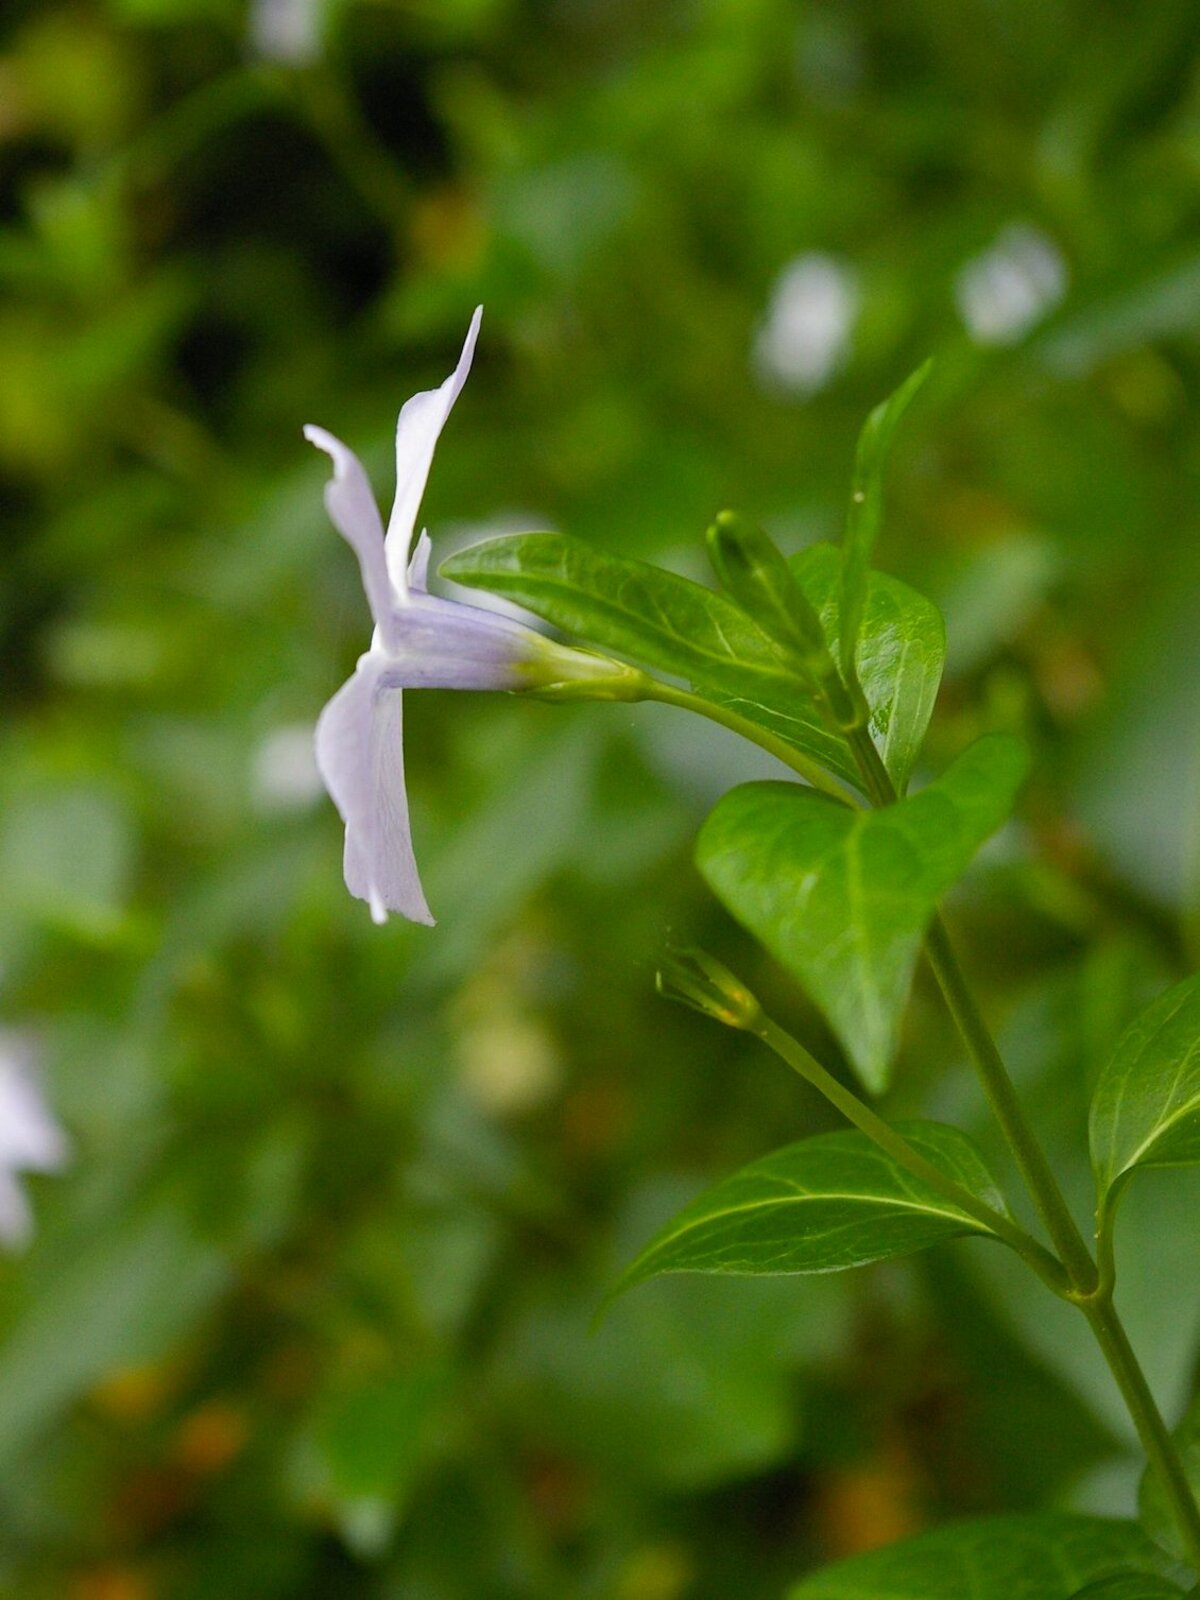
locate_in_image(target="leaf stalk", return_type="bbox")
[756,1015,1070,1293]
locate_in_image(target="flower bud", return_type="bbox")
[656,947,763,1032]
[707,512,866,732]
[706,511,829,669]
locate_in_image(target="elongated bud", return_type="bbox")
[707,512,864,731]
[656,947,763,1032]
[706,511,829,667]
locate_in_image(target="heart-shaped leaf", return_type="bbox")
[611,1122,1009,1300]
[787,1514,1170,1600]
[1090,974,1200,1214]
[697,734,1028,1091]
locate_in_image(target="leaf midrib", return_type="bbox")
[461,547,797,689]
[1100,989,1200,1184]
[646,1185,985,1251]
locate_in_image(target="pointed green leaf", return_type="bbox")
[1071,1578,1186,1598]
[840,359,932,677]
[697,734,1028,1091]
[612,1122,1009,1300]
[441,530,857,783]
[444,533,944,793]
[792,543,944,793]
[707,511,830,666]
[1090,975,1200,1211]
[787,1515,1170,1600]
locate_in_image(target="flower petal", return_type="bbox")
[376,594,552,688]
[304,424,399,648]
[377,593,626,693]
[407,529,433,593]
[314,652,434,926]
[385,307,482,596]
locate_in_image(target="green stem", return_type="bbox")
[641,679,862,807]
[1084,1294,1200,1575]
[846,726,1099,1290]
[844,720,1200,1566]
[923,916,1099,1293]
[756,1015,1069,1293]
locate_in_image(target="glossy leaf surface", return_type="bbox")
[792,543,944,793]
[1090,975,1200,1209]
[442,531,856,781]
[612,1122,1008,1299]
[444,534,944,792]
[788,1515,1170,1600]
[1070,1578,1186,1598]
[697,734,1027,1090]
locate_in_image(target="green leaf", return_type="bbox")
[707,511,830,666]
[441,531,857,784]
[792,543,945,794]
[497,1262,819,1490]
[697,734,1028,1091]
[840,359,932,678]
[443,533,945,793]
[289,1362,449,1558]
[611,1122,1009,1299]
[1090,975,1200,1212]
[1070,1578,1186,1598]
[787,1514,1170,1600]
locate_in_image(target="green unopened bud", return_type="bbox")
[707,511,865,732]
[706,511,829,668]
[656,947,763,1032]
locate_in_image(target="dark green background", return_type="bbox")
[2,1,1200,1595]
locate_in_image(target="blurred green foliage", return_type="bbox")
[3,1,1200,1595]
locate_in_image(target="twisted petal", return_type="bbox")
[304,425,399,651]
[385,307,482,596]
[314,652,433,926]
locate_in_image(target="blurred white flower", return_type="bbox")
[753,253,859,396]
[251,723,325,814]
[955,224,1067,346]
[249,0,322,64]
[0,1033,69,1248]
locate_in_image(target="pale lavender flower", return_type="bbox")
[308,308,632,926]
[0,1032,69,1248]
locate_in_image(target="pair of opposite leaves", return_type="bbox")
[447,530,960,1090]
[451,524,1200,1241]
